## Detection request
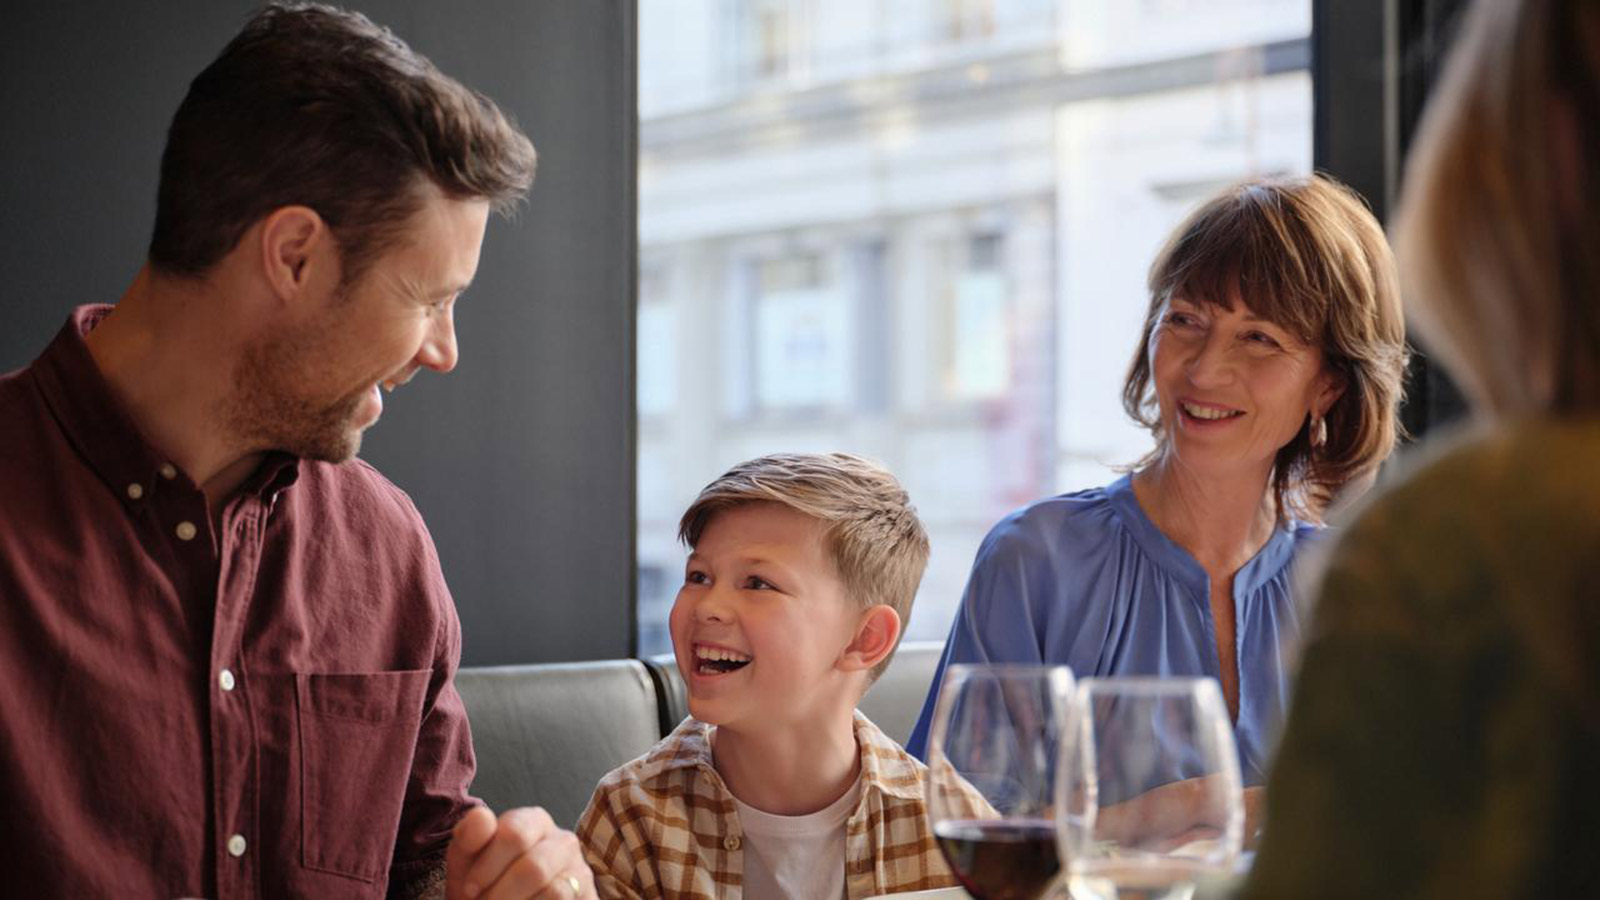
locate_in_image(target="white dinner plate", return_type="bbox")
[863,889,970,900]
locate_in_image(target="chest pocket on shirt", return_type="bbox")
[297,670,431,883]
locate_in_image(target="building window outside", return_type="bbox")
[637,265,677,420]
[637,0,1313,657]
[942,0,997,42]
[938,231,1010,404]
[727,0,808,86]
[751,253,854,412]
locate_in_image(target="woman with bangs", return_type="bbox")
[1244,0,1600,895]
[908,175,1409,828]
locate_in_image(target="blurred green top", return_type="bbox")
[1239,417,1600,899]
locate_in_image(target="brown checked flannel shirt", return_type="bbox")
[576,710,989,900]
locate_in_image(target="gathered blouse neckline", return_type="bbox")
[1103,473,1304,601]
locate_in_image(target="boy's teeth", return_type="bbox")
[695,646,752,663]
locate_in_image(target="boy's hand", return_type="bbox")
[445,805,596,899]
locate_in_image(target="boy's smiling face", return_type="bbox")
[669,502,864,733]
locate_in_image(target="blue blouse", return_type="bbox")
[906,474,1316,786]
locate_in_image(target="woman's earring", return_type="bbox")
[1311,415,1328,448]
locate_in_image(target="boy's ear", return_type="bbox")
[840,605,902,674]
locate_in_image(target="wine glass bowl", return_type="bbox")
[1055,677,1244,900]
[924,664,1075,900]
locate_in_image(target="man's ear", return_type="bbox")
[258,205,334,303]
[840,605,902,675]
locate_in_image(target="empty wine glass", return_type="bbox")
[1055,677,1243,900]
[924,663,1076,900]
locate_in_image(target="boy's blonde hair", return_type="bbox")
[678,453,930,682]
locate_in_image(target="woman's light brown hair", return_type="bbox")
[1122,175,1410,523]
[678,453,930,682]
[1392,0,1600,415]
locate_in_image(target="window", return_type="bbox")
[751,253,852,412]
[638,0,1313,656]
[728,0,806,85]
[942,0,997,42]
[637,265,677,420]
[937,231,1010,403]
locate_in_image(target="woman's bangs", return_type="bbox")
[1163,206,1323,345]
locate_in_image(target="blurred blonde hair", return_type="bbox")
[678,453,930,681]
[1392,0,1600,415]
[1123,175,1410,523]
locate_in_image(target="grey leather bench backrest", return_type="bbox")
[455,660,660,828]
[646,640,945,747]
[859,641,943,746]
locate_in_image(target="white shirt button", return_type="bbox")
[227,834,247,857]
[126,483,144,500]
[175,521,197,541]
[219,669,236,692]
[724,834,741,851]
[160,463,178,480]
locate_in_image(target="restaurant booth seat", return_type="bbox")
[858,640,943,746]
[454,660,662,828]
[454,642,946,828]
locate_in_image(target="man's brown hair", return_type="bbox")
[1122,175,1410,523]
[148,2,537,286]
[678,453,931,682]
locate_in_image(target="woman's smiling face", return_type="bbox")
[1148,291,1340,480]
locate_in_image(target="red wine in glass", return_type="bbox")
[933,818,1060,900]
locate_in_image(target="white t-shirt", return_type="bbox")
[731,773,863,900]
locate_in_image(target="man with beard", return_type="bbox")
[0,5,594,900]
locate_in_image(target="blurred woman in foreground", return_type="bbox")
[1243,0,1600,895]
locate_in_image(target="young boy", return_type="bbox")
[576,453,985,899]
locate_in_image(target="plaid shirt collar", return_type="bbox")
[578,707,980,899]
[641,709,927,804]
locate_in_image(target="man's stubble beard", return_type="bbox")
[225,320,368,464]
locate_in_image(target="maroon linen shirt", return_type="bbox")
[0,307,477,898]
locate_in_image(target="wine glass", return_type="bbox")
[924,663,1076,900]
[1055,677,1243,900]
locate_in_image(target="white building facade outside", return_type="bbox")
[637,0,1313,654]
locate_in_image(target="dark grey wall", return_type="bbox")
[1313,0,1467,436]
[0,2,637,666]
